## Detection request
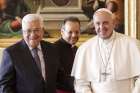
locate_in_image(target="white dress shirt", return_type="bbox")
[29,44,46,80]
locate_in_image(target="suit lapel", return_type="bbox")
[41,41,55,81]
[40,41,48,80]
[20,40,43,79]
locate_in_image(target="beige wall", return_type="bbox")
[137,0,140,40]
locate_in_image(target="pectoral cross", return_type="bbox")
[101,72,110,81]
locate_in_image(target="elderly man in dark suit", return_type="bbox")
[0,14,60,93]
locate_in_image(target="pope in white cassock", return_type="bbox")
[71,8,140,93]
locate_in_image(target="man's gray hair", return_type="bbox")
[93,8,113,20]
[22,14,44,31]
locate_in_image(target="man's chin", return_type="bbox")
[71,39,78,44]
[99,34,107,39]
[30,44,38,48]
[29,41,39,48]
[70,41,76,45]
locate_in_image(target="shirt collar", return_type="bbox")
[28,43,41,51]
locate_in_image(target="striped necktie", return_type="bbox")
[32,48,41,72]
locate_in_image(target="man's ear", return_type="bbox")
[61,25,65,35]
[61,25,65,31]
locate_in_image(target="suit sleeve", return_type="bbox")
[0,50,16,93]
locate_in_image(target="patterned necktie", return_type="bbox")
[32,48,41,72]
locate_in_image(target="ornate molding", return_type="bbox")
[50,0,72,6]
[125,0,137,38]
[40,0,82,13]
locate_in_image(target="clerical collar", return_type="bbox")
[60,38,74,48]
[98,31,116,45]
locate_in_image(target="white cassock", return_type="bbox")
[71,31,140,93]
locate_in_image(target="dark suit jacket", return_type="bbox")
[55,38,77,92]
[0,39,60,93]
